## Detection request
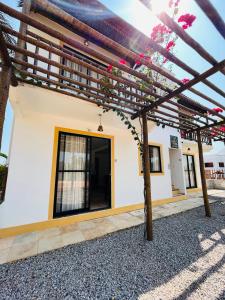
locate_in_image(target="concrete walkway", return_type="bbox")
[0,189,224,264]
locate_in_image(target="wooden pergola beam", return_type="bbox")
[189,120,225,133]
[2,26,225,125]
[132,60,225,119]
[13,56,196,131]
[5,31,208,129]
[1,2,225,110]
[195,0,225,39]
[158,12,225,77]
[32,0,225,99]
[8,39,225,138]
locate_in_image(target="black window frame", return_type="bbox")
[183,154,197,189]
[53,131,111,218]
[149,145,162,173]
[61,45,107,87]
[219,162,224,168]
[205,162,214,168]
[140,144,162,174]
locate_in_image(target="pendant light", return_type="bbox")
[97,114,103,132]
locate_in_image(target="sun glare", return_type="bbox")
[151,0,171,14]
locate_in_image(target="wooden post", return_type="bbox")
[142,111,153,240]
[0,66,11,150]
[16,0,31,65]
[197,130,211,217]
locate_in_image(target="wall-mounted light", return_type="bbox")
[97,114,103,132]
[84,39,89,46]
[188,147,191,151]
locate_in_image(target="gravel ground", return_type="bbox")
[1,201,225,300]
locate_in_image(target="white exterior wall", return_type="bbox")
[204,149,225,170]
[0,85,182,228]
[0,12,188,229]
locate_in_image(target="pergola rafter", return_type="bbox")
[0,0,225,241]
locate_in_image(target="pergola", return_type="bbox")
[0,0,224,240]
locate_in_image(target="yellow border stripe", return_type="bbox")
[0,195,187,238]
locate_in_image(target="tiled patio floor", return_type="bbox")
[0,189,224,264]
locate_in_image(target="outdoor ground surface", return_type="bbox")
[0,200,225,300]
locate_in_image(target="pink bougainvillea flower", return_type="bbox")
[220,126,225,132]
[107,64,113,72]
[135,60,142,66]
[119,59,127,65]
[213,107,223,113]
[182,24,188,29]
[169,0,180,7]
[151,24,171,41]
[135,53,148,65]
[163,57,168,64]
[178,14,196,29]
[166,40,175,51]
[169,0,173,8]
[181,78,190,84]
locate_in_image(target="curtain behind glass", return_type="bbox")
[55,134,87,214]
[149,146,161,172]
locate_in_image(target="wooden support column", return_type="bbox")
[142,111,153,240]
[197,130,211,217]
[16,0,31,65]
[0,66,11,150]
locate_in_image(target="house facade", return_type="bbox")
[204,148,225,170]
[0,0,211,235]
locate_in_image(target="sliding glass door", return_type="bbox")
[54,132,111,218]
[183,154,197,189]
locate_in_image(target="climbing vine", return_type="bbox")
[99,0,197,155]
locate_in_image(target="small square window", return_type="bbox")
[219,162,224,168]
[205,162,214,168]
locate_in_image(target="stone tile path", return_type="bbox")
[0,189,224,264]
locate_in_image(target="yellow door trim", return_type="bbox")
[48,127,115,220]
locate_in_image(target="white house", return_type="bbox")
[204,148,225,170]
[0,0,211,236]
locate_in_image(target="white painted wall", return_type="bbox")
[204,148,225,170]
[0,85,182,228]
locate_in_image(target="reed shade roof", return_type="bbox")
[0,0,225,141]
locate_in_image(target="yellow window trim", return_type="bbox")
[138,141,164,176]
[48,127,115,220]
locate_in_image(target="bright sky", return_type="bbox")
[1,0,225,155]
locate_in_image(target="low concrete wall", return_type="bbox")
[207,179,225,190]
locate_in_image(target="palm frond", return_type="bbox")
[0,12,16,54]
[18,0,24,8]
[0,153,8,160]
